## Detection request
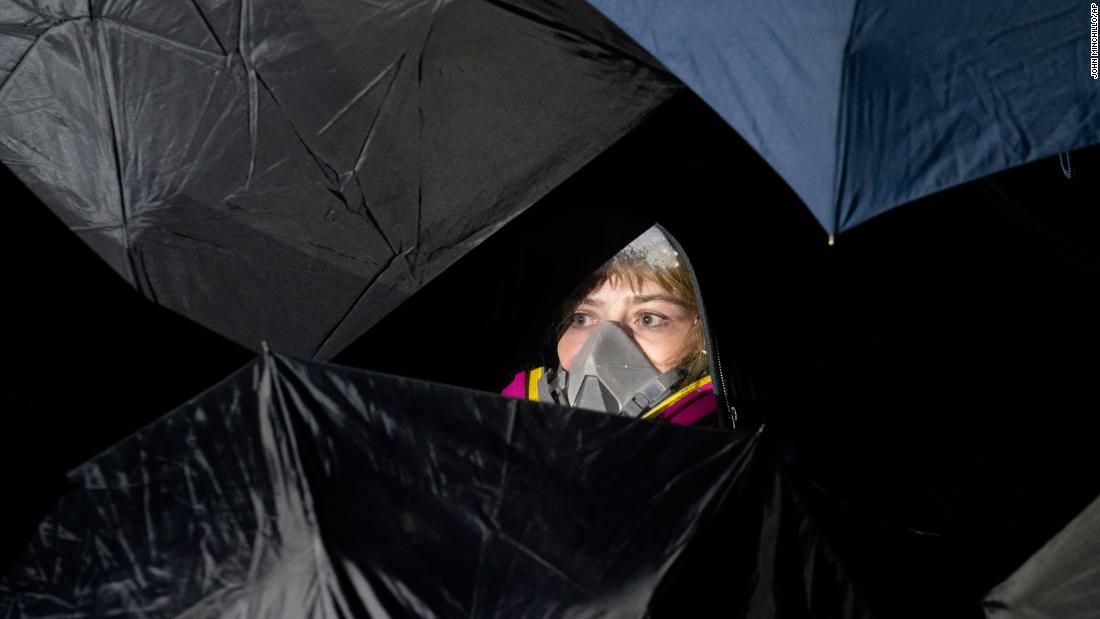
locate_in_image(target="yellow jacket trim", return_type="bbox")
[640,375,713,420]
[527,367,544,401]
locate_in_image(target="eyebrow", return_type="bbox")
[579,294,688,307]
[632,294,688,307]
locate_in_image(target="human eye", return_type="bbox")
[637,312,670,329]
[570,312,597,328]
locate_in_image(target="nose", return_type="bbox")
[602,320,639,343]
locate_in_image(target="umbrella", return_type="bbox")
[983,490,1100,618]
[0,350,867,617]
[0,0,678,359]
[585,0,1100,234]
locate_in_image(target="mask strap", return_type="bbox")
[619,366,688,417]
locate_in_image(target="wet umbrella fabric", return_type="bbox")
[0,0,678,359]
[0,351,745,617]
[0,350,868,617]
[982,491,1100,618]
[584,0,1100,234]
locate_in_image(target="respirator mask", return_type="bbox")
[537,322,686,417]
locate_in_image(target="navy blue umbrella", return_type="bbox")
[586,0,1100,235]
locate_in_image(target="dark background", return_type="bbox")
[4,92,1100,616]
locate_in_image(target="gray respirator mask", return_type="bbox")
[537,322,686,417]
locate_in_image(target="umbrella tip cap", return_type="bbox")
[827,234,835,246]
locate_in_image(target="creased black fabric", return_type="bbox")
[0,351,759,617]
[0,0,678,359]
[650,436,871,618]
[983,491,1100,618]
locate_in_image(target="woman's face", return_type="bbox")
[557,277,696,373]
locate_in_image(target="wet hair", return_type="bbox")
[553,251,709,384]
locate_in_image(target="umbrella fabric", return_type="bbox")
[0,0,678,360]
[982,491,1100,618]
[0,350,762,617]
[585,0,1100,234]
[652,447,872,618]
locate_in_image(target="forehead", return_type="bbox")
[584,277,669,302]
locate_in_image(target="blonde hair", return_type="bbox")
[555,251,709,384]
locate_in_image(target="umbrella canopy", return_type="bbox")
[0,350,866,617]
[0,0,678,359]
[585,0,1100,234]
[983,490,1100,618]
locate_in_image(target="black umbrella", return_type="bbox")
[0,350,867,617]
[983,490,1100,617]
[0,0,678,359]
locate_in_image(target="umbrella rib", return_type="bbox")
[830,0,863,236]
[338,52,406,192]
[89,12,141,289]
[310,249,403,359]
[469,403,518,617]
[0,27,46,96]
[414,0,443,257]
[186,0,228,57]
[319,53,403,137]
[133,245,159,304]
[481,0,658,68]
[351,173,396,255]
[239,0,259,191]
[252,70,341,187]
[0,12,226,95]
[8,0,50,17]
